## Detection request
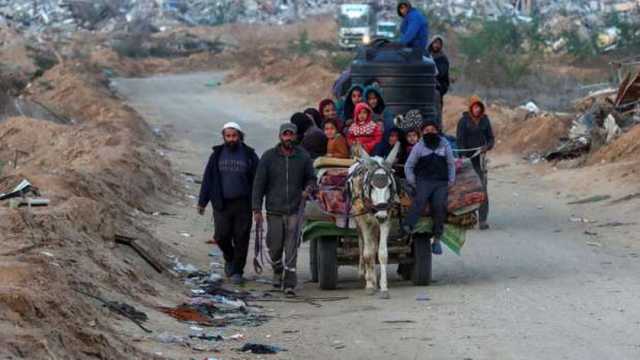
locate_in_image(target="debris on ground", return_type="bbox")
[546,71,640,162]
[239,343,287,354]
[567,195,612,205]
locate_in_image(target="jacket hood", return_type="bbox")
[304,107,323,128]
[428,35,445,51]
[468,95,486,119]
[290,112,312,137]
[318,98,336,120]
[397,1,412,17]
[363,85,386,114]
[354,102,373,125]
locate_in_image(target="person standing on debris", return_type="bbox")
[403,119,456,255]
[252,123,317,297]
[456,95,494,230]
[397,1,429,56]
[198,122,259,285]
[428,35,450,116]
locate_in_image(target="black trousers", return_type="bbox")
[213,198,252,275]
[405,179,449,238]
[472,156,489,223]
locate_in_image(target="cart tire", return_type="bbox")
[412,234,432,286]
[318,236,338,290]
[309,238,318,283]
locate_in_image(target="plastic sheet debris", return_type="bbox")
[416,292,431,301]
[156,332,187,344]
[240,343,287,354]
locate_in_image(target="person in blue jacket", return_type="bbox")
[397,1,429,56]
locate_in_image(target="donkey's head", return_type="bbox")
[352,143,401,222]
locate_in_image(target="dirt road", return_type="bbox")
[114,73,640,360]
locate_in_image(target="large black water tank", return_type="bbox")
[350,44,437,123]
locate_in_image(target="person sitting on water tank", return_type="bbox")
[397,1,429,56]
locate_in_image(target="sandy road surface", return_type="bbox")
[113,73,640,360]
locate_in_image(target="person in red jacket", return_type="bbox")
[347,103,383,155]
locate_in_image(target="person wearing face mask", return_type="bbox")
[456,95,494,230]
[198,122,259,285]
[403,119,456,255]
[252,123,317,297]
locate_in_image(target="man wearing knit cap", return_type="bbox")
[403,119,456,255]
[252,123,317,296]
[198,122,259,285]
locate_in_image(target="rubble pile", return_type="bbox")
[426,0,640,54]
[0,0,335,36]
[546,70,640,161]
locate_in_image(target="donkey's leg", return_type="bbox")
[360,219,377,294]
[378,220,391,299]
[357,225,365,279]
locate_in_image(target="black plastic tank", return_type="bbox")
[350,42,437,123]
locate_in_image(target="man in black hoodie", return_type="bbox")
[198,122,259,285]
[252,123,317,296]
[428,35,450,117]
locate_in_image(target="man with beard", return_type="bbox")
[198,122,259,285]
[252,123,317,297]
[403,119,455,255]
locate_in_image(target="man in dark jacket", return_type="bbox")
[198,122,259,284]
[456,96,495,230]
[428,35,450,116]
[252,123,317,296]
[397,1,429,56]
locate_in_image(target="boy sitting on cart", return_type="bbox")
[402,119,456,255]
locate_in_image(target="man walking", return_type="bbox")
[428,35,450,117]
[456,96,494,230]
[198,122,259,284]
[252,123,317,297]
[397,1,429,56]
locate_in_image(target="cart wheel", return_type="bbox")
[318,236,338,290]
[309,238,318,283]
[412,234,432,286]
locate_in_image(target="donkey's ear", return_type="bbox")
[385,142,400,166]
[358,143,372,162]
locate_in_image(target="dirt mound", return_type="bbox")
[588,124,640,164]
[0,62,173,358]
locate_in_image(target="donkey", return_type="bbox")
[348,143,400,299]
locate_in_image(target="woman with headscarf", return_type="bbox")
[318,99,343,133]
[304,108,323,129]
[290,112,327,159]
[364,85,394,134]
[341,84,365,129]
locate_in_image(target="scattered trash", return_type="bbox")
[180,232,193,238]
[382,320,416,324]
[584,230,599,236]
[282,330,299,334]
[586,241,602,247]
[229,333,246,341]
[608,193,640,205]
[0,179,37,201]
[596,222,637,228]
[570,217,596,224]
[240,343,287,354]
[567,195,612,205]
[40,251,54,258]
[74,289,151,333]
[156,332,187,344]
[416,292,431,301]
[116,234,166,273]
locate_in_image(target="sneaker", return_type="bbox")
[230,274,244,285]
[431,241,443,255]
[272,273,282,289]
[224,262,233,278]
[284,288,296,298]
[479,222,490,230]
